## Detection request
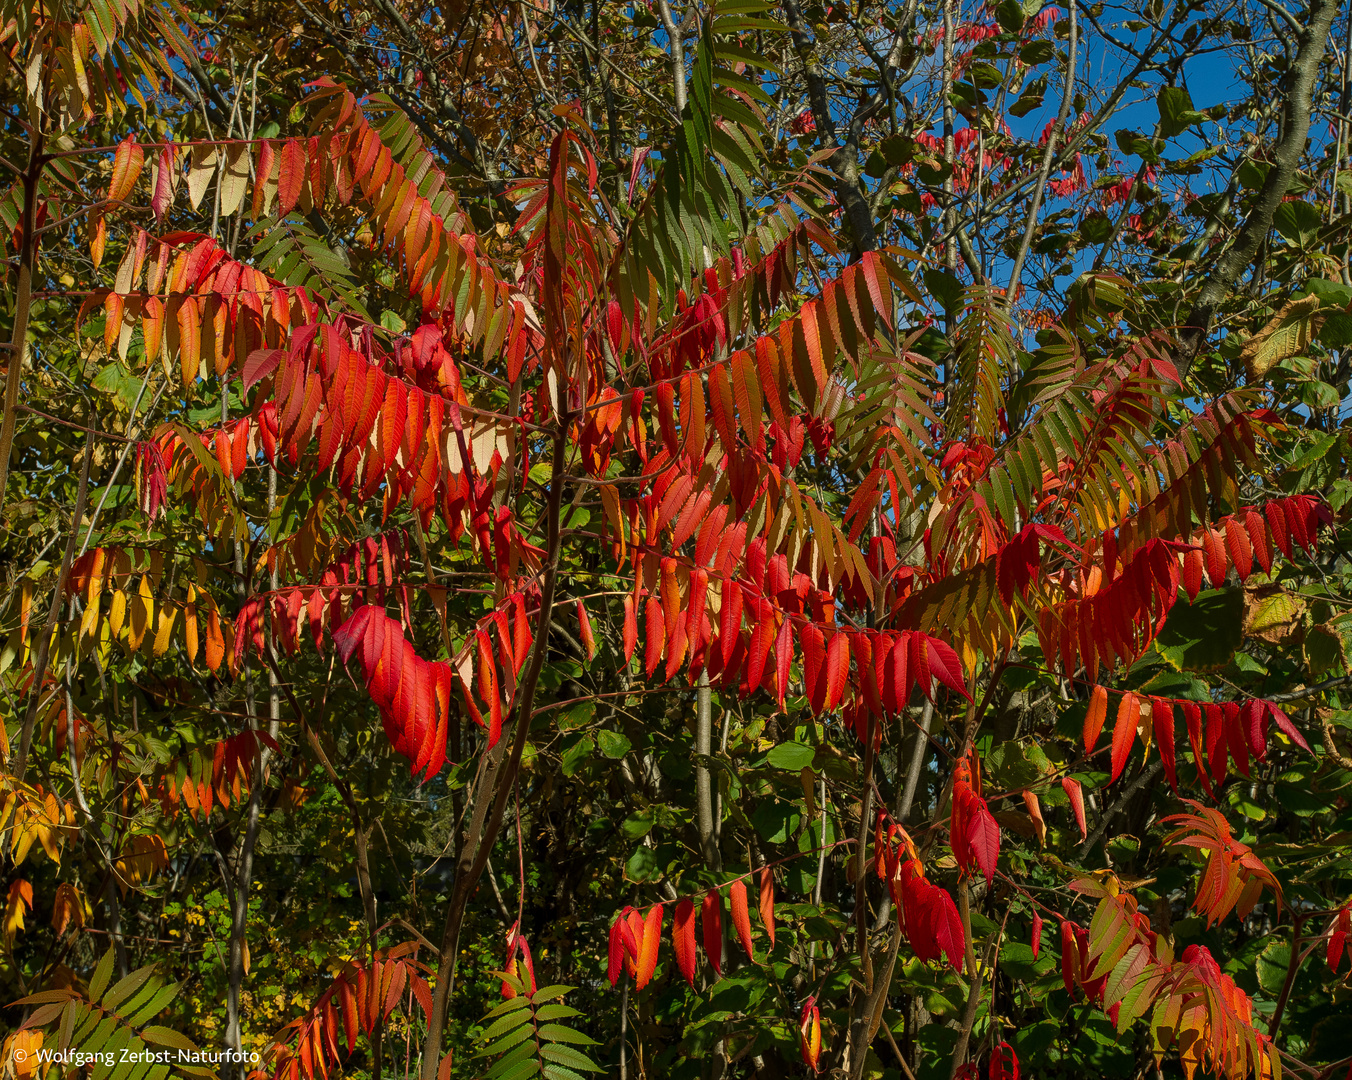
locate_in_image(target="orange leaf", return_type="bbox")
[205,607,224,672]
[1061,777,1086,840]
[1083,684,1108,754]
[729,880,754,962]
[636,905,663,989]
[644,594,664,677]
[108,137,144,203]
[758,868,775,949]
[1110,692,1139,784]
[576,600,596,660]
[1022,790,1046,847]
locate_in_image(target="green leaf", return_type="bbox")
[538,1043,603,1072]
[625,846,658,881]
[596,730,631,759]
[1156,588,1244,672]
[88,947,117,1004]
[535,1024,598,1046]
[560,735,593,777]
[1256,938,1291,996]
[1157,86,1204,137]
[1273,200,1322,249]
[766,741,814,770]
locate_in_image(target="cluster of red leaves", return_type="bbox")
[989,1043,1020,1080]
[136,439,168,520]
[1038,538,1182,682]
[1037,488,1327,683]
[329,603,527,778]
[1180,495,1330,599]
[1164,802,1283,928]
[876,822,965,970]
[621,527,970,728]
[607,871,776,991]
[249,947,431,1080]
[950,758,1001,885]
[1082,686,1309,792]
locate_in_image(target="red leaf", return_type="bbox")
[623,594,637,663]
[1223,700,1250,778]
[802,623,826,713]
[990,1042,1020,1080]
[1266,499,1294,560]
[1030,913,1043,960]
[279,138,306,216]
[1224,517,1253,581]
[1061,777,1086,841]
[1182,548,1204,601]
[1245,509,1273,575]
[1201,528,1227,586]
[968,804,1000,884]
[729,880,754,962]
[1180,701,1214,798]
[1083,684,1108,755]
[1205,702,1229,786]
[701,891,723,976]
[746,613,776,694]
[824,630,849,712]
[1241,699,1267,763]
[1060,921,1078,995]
[1145,697,1176,792]
[1110,691,1138,784]
[672,898,698,988]
[1265,700,1311,753]
[923,636,970,699]
[720,579,743,666]
[1328,908,1350,972]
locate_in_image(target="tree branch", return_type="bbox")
[1175,0,1339,377]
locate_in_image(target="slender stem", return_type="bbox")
[947,879,987,1079]
[1267,915,1307,1040]
[1004,0,1077,304]
[420,414,571,1080]
[656,0,687,113]
[898,701,935,823]
[11,414,93,782]
[0,124,45,522]
[695,670,720,871]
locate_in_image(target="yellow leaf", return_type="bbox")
[109,588,127,638]
[128,576,153,652]
[4,880,32,948]
[184,603,199,667]
[152,602,177,658]
[1240,294,1323,380]
[79,602,99,647]
[219,144,250,217]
